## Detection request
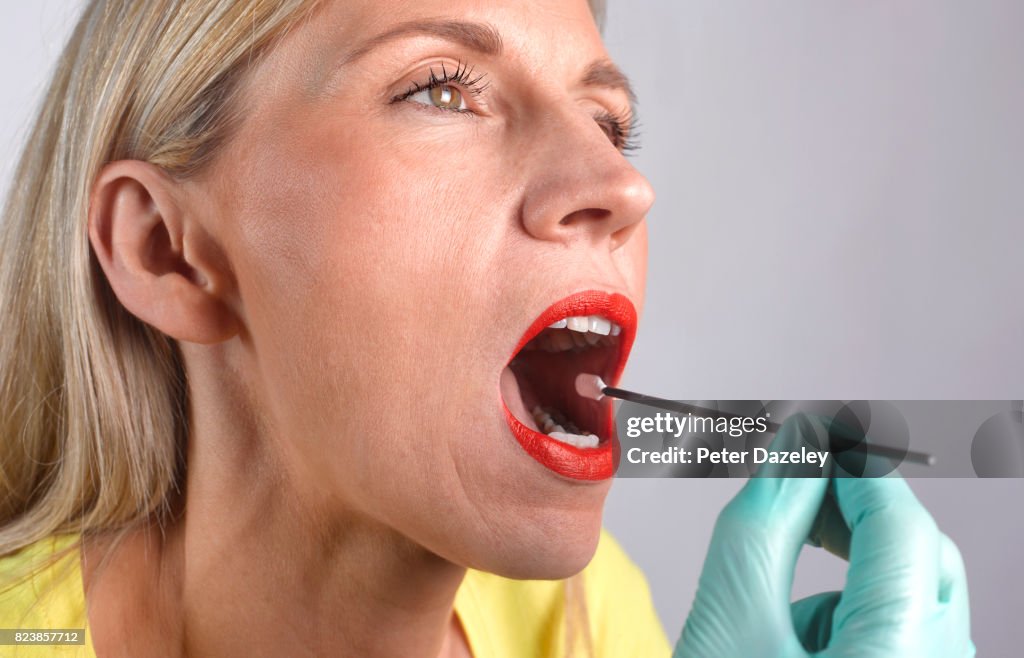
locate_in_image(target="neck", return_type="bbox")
[86,345,468,658]
[180,446,466,656]
[184,349,471,658]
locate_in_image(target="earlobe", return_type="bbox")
[88,160,241,344]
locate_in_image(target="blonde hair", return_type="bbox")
[0,0,325,556]
[1,0,606,653]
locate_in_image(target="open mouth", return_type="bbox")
[500,291,637,480]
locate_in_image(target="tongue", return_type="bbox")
[500,366,541,432]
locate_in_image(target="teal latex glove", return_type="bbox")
[674,415,975,658]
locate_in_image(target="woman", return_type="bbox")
[0,1,975,656]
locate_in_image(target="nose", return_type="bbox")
[519,111,655,250]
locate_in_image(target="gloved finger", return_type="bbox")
[828,476,941,652]
[806,486,851,561]
[938,533,974,655]
[790,591,841,653]
[712,414,830,597]
[768,414,853,560]
[677,415,833,657]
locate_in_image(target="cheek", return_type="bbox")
[221,117,513,493]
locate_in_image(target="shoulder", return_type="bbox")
[0,534,82,624]
[456,529,670,658]
[0,534,94,656]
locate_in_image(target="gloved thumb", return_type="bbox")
[717,412,832,557]
[705,415,831,621]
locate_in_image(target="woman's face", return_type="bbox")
[197,0,653,578]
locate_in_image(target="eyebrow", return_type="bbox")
[342,19,505,65]
[581,59,637,105]
[334,19,636,105]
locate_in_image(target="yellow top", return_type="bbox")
[1,530,670,657]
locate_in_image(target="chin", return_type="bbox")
[476,501,607,581]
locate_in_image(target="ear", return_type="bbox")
[88,160,241,344]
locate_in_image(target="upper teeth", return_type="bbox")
[566,316,589,332]
[522,315,622,353]
[549,315,621,336]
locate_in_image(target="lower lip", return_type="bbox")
[501,403,616,480]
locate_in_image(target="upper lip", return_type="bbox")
[508,289,638,387]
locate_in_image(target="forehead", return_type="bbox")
[291,0,609,88]
[315,0,601,46]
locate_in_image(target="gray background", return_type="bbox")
[2,1,1022,654]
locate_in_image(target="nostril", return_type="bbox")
[609,222,641,252]
[559,208,611,226]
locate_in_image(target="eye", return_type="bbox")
[409,84,467,112]
[595,109,641,154]
[392,61,489,114]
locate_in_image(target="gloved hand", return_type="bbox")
[673,414,975,658]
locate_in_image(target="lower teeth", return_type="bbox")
[530,406,599,449]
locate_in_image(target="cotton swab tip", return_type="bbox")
[575,373,607,401]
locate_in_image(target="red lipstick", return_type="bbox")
[500,290,637,481]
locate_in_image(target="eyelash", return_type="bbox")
[391,60,490,112]
[391,60,642,154]
[595,109,642,154]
